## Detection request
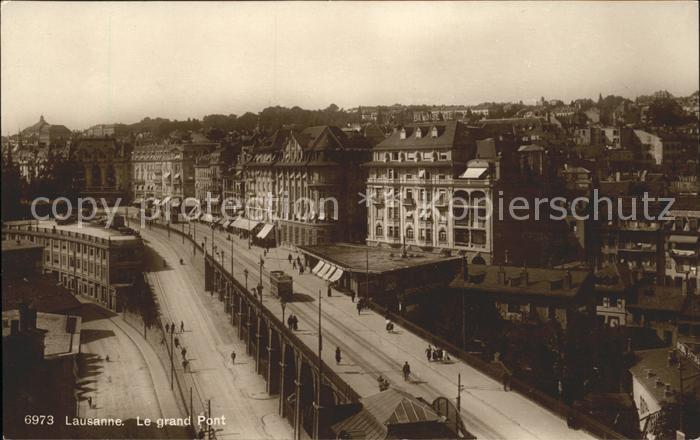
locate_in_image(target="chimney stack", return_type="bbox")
[498,265,507,285]
[563,270,573,289]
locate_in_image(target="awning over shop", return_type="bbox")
[173,173,181,180]
[328,268,344,283]
[232,217,260,231]
[132,198,143,205]
[163,172,171,179]
[201,213,214,223]
[171,198,181,208]
[459,167,488,179]
[318,264,335,280]
[161,196,172,205]
[212,217,223,225]
[153,199,162,206]
[312,261,326,275]
[669,235,698,244]
[221,220,232,228]
[210,196,221,204]
[184,198,199,207]
[257,223,275,239]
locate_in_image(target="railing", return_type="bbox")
[363,300,627,440]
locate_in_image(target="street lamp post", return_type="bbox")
[204,236,208,257]
[281,299,287,326]
[258,257,264,300]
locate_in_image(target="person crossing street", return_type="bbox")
[402,361,411,381]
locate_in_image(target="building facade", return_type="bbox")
[240,126,372,246]
[2,220,143,312]
[71,137,132,203]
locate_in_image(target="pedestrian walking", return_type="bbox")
[502,371,511,391]
[88,396,93,408]
[180,321,185,332]
[350,291,355,303]
[181,347,187,358]
[327,286,332,297]
[287,314,293,330]
[231,351,236,364]
[402,362,411,382]
[165,323,170,334]
[293,261,297,270]
[106,355,110,362]
[174,337,180,348]
[335,347,342,365]
[426,345,432,362]
[288,254,292,263]
[356,301,362,315]
[292,315,299,331]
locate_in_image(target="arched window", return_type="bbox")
[406,226,414,239]
[439,229,447,242]
[375,224,383,237]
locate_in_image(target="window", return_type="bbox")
[376,224,383,237]
[508,303,521,313]
[439,152,449,160]
[438,229,447,242]
[603,297,610,307]
[406,189,413,200]
[406,226,414,239]
[391,152,399,161]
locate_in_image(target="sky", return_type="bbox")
[1,1,698,131]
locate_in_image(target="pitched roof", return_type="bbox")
[331,389,440,440]
[374,121,472,151]
[629,285,686,313]
[450,265,590,299]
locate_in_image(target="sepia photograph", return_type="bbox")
[1,1,699,439]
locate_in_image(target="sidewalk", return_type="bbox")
[76,299,184,438]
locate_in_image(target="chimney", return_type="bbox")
[667,350,678,366]
[19,302,37,331]
[521,265,529,286]
[10,319,19,335]
[563,270,573,289]
[498,265,507,285]
[664,384,673,398]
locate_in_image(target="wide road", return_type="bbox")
[139,225,293,440]
[139,219,595,440]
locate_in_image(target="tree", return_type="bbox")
[1,146,23,221]
[648,98,689,126]
[125,274,160,337]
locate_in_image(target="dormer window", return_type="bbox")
[400,128,406,139]
[431,126,438,138]
[415,127,422,139]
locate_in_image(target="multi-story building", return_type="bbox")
[365,121,479,254]
[596,197,667,284]
[2,220,143,312]
[365,121,574,266]
[132,142,216,208]
[70,137,132,203]
[240,126,372,245]
[665,196,700,292]
[449,264,595,330]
